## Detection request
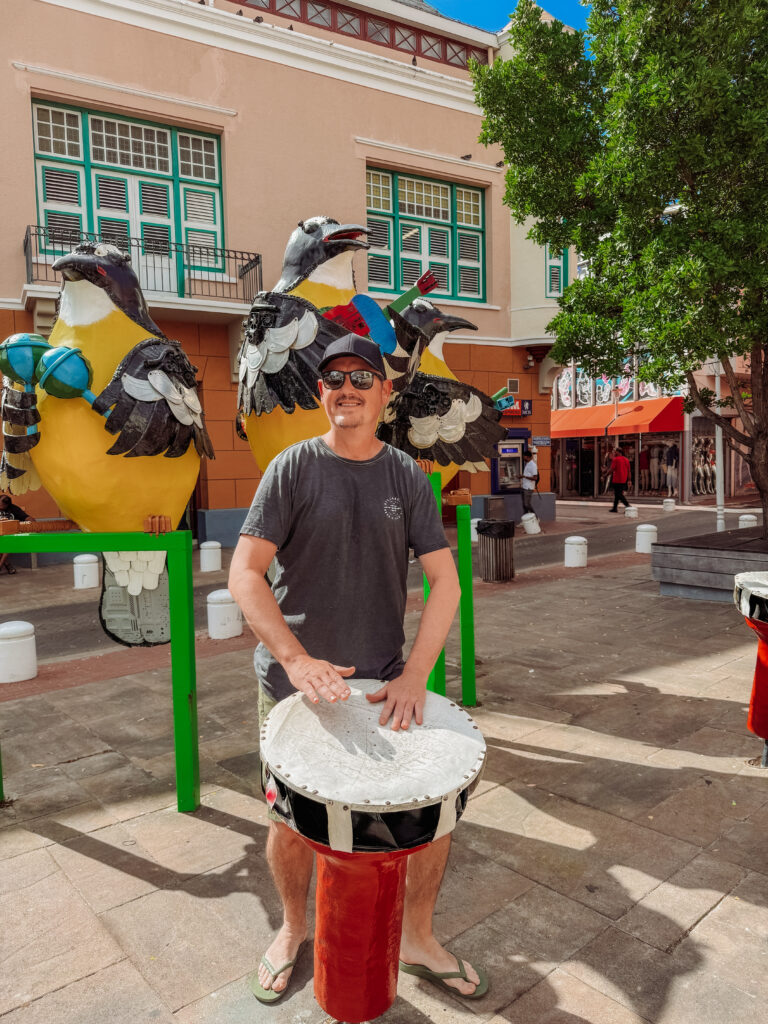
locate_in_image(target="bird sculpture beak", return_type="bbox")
[53,251,96,281]
[440,314,478,333]
[322,224,370,251]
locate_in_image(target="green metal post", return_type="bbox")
[167,532,200,812]
[424,471,446,696]
[0,530,200,812]
[456,504,477,707]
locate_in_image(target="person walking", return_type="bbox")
[228,334,487,1006]
[608,447,631,512]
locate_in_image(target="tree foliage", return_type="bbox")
[472,0,768,514]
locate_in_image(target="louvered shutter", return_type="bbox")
[366,217,393,289]
[94,173,130,251]
[181,184,222,271]
[457,230,482,297]
[37,163,87,249]
[545,244,566,298]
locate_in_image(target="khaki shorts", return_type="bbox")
[257,684,281,823]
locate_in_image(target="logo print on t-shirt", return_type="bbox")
[384,496,403,520]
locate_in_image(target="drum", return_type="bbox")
[260,678,486,1023]
[734,573,768,755]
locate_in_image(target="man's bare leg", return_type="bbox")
[399,835,480,996]
[257,822,314,993]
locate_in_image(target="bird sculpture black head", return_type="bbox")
[53,242,165,339]
[399,297,478,342]
[275,216,370,293]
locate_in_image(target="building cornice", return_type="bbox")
[354,137,502,174]
[329,0,497,45]
[36,0,481,115]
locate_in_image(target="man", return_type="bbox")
[608,447,631,511]
[521,450,538,515]
[0,495,32,575]
[228,334,486,1005]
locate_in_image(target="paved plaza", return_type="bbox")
[1,530,767,1023]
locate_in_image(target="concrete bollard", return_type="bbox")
[636,523,658,554]
[739,514,758,530]
[73,553,99,590]
[624,506,638,519]
[470,518,479,543]
[662,498,676,512]
[200,540,222,572]
[207,589,242,640]
[564,536,588,568]
[0,621,37,683]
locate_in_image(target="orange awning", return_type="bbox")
[551,405,616,438]
[606,396,684,435]
[551,397,684,438]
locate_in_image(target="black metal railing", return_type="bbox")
[24,225,262,304]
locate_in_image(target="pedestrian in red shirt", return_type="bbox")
[608,448,631,512]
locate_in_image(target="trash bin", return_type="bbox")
[476,520,515,582]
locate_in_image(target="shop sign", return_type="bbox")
[501,398,532,417]
[532,436,551,447]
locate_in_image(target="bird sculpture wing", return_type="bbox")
[237,291,349,416]
[92,339,214,459]
[378,372,507,471]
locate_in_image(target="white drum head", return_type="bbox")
[260,679,486,812]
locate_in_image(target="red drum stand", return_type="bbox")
[303,838,423,1023]
[742,617,768,767]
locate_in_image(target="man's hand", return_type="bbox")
[284,654,354,705]
[366,671,427,731]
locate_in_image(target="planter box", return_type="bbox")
[652,526,768,602]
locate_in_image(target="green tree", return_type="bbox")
[473,0,768,527]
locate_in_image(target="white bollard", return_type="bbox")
[636,523,658,554]
[200,540,222,572]
[624,506,638,519]
[470,518,479,543]
[564,536,588,568]
[662,498,676,512]
[520,513,541,535]
[207,589,242,640]
[73,553,99,590]
[0,621,37,683]
[739,514,758,529]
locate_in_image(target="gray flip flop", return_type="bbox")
[399,955,489,1000]
[249,943,304,1004]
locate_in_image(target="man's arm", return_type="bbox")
[366,546,460,731]
[228,534,353,704]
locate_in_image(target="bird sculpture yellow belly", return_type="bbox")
[32,312,199,533]
[243,277,350,472]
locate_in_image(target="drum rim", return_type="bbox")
[259,684,486,813]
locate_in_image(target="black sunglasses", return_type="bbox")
[321,369,383,391]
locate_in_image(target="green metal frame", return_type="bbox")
[423,473,477,706]
[0,531,199,812]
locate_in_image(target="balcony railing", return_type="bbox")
[24,225,262,305]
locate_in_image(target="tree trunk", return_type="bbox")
[747,434,768,540]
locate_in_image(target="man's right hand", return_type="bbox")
[284,655,354,704]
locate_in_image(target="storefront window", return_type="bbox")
[638,434,680,497]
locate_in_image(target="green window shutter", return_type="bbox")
[457,230,482,297]
[545,244,566,298]
[98,217,130,248]
[180,184,222,272]
[37,163,86,249]
[366,216,393,289]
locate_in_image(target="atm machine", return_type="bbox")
[493,439,526,493]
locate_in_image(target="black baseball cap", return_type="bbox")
[318,334,386,377]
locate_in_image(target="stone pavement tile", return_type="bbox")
[60,749,132,780]
[43,679,164,717]
[48,821,171,913]
[0,960,176,1024]
[198,783,271,830]
[616,853,747,952]
[70,706,175,749]
[0,870,123,1015]
[563,925,765,1024]
[638,774,768,847]
[647,726,759,773]
[0,846,58,896]
[701,673,754,701]
[470,702,571,744]
[462,786,698,919]
[0,766,95,826]
[707,804,768,875]
[74,760,162,803]
[0,823,53,860]
[381,983,497,1023]
[567,691,719,749]
[492,968,652,1023]
[674,870,768,997]
[101,857,277,1011]
[434,834,535,945]
[197,729,259,766]
[0,715,112,776]
[173,961,318,1024]
[123,800,259,878]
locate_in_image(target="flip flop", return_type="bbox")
[399,955,489,1000]
[248,943,304,1004]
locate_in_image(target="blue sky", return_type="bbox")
[431,1,589,33]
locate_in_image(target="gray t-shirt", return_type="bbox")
[240,437,449,700]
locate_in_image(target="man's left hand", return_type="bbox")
[366,672,427,731]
